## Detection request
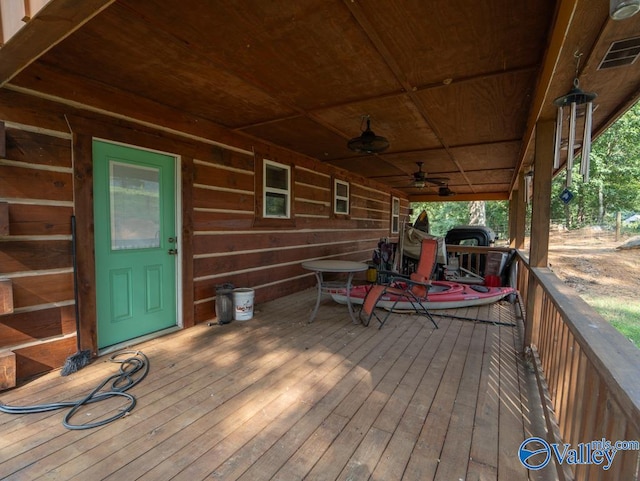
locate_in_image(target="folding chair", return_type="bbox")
[359,238,439,329]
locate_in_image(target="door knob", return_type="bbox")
[168,248,178,255]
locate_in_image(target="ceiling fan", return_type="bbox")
[438,185,456,197]
[347,115,390,154]
[411,162,449,188]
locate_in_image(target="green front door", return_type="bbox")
[93,140,177,349]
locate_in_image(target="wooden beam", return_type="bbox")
[525,119,555,347]
[510,0,579,192]
[529,120,554,268]
[0,0,116,87]
[408,192,509,203]
[509,172,526,249]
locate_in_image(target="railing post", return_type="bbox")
[524,119,554,347]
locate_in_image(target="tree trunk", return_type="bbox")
[469,201,486,225]
[598,183,605,224]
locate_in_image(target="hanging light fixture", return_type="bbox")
[347,115,390,154]
[553,52,597,187]
[610,0,640,20]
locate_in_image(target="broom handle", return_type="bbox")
[71,215,81,351]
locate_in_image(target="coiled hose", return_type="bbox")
[0,350,149,430]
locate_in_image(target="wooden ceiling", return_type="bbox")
[3,0,640,201]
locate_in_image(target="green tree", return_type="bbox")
[411,200,509,238]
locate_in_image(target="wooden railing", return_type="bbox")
[445,245,640,479]
[445,245,513,278]
[515,251,640,480]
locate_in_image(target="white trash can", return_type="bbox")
[232,288,254,321]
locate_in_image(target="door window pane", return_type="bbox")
[110,161,161,250]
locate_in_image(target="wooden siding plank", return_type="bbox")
[13,336,78,381]
[0,305,74,348]
[193,239,375,278]
[10,272,73,309]
[6,203,72,236]
[0,164,72,201]
[4,127,71,168]
[193,229,381,255]
[193,161,254,192]
[193,187,254,212]
[0,240,71,273]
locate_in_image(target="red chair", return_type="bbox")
[359,238,439,329]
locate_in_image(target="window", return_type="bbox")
[391,196,400,234]
[334,179,349,215]
[263,160,291,218]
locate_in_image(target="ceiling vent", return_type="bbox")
[598,37,640,69]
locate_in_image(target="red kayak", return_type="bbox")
[331,281,515,310]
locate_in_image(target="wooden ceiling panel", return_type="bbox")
[360,0,555,88]
[119,0,401,112]
[313,94,443,154]
[241,116,350,160]
[450,142,522,171]
[31,3,296,128]
[3,0,638,202]
[417,69,538,147]
[377,150,458,177]
[464,169,515,185]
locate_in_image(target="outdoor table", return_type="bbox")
[301,260,368,324]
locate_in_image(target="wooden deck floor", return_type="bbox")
[0,288,548,480]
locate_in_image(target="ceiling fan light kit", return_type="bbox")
[438,186,455,197]
[347,116,390,154]
[411,162,449,191]
[610,0,640,19]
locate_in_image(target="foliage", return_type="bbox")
[410,200,509,238]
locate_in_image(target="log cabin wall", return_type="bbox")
[0,89,409,386]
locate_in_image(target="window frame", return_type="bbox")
[391,196,400,234]
[263,159,291,219]
[333,179,350,216]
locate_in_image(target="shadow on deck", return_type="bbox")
[0,288,553,480]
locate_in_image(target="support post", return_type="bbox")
[525,120,554,347]
[509,172,527,249]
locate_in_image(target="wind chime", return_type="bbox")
[553,52,597,188]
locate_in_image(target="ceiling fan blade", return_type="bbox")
[424,177,449,186]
